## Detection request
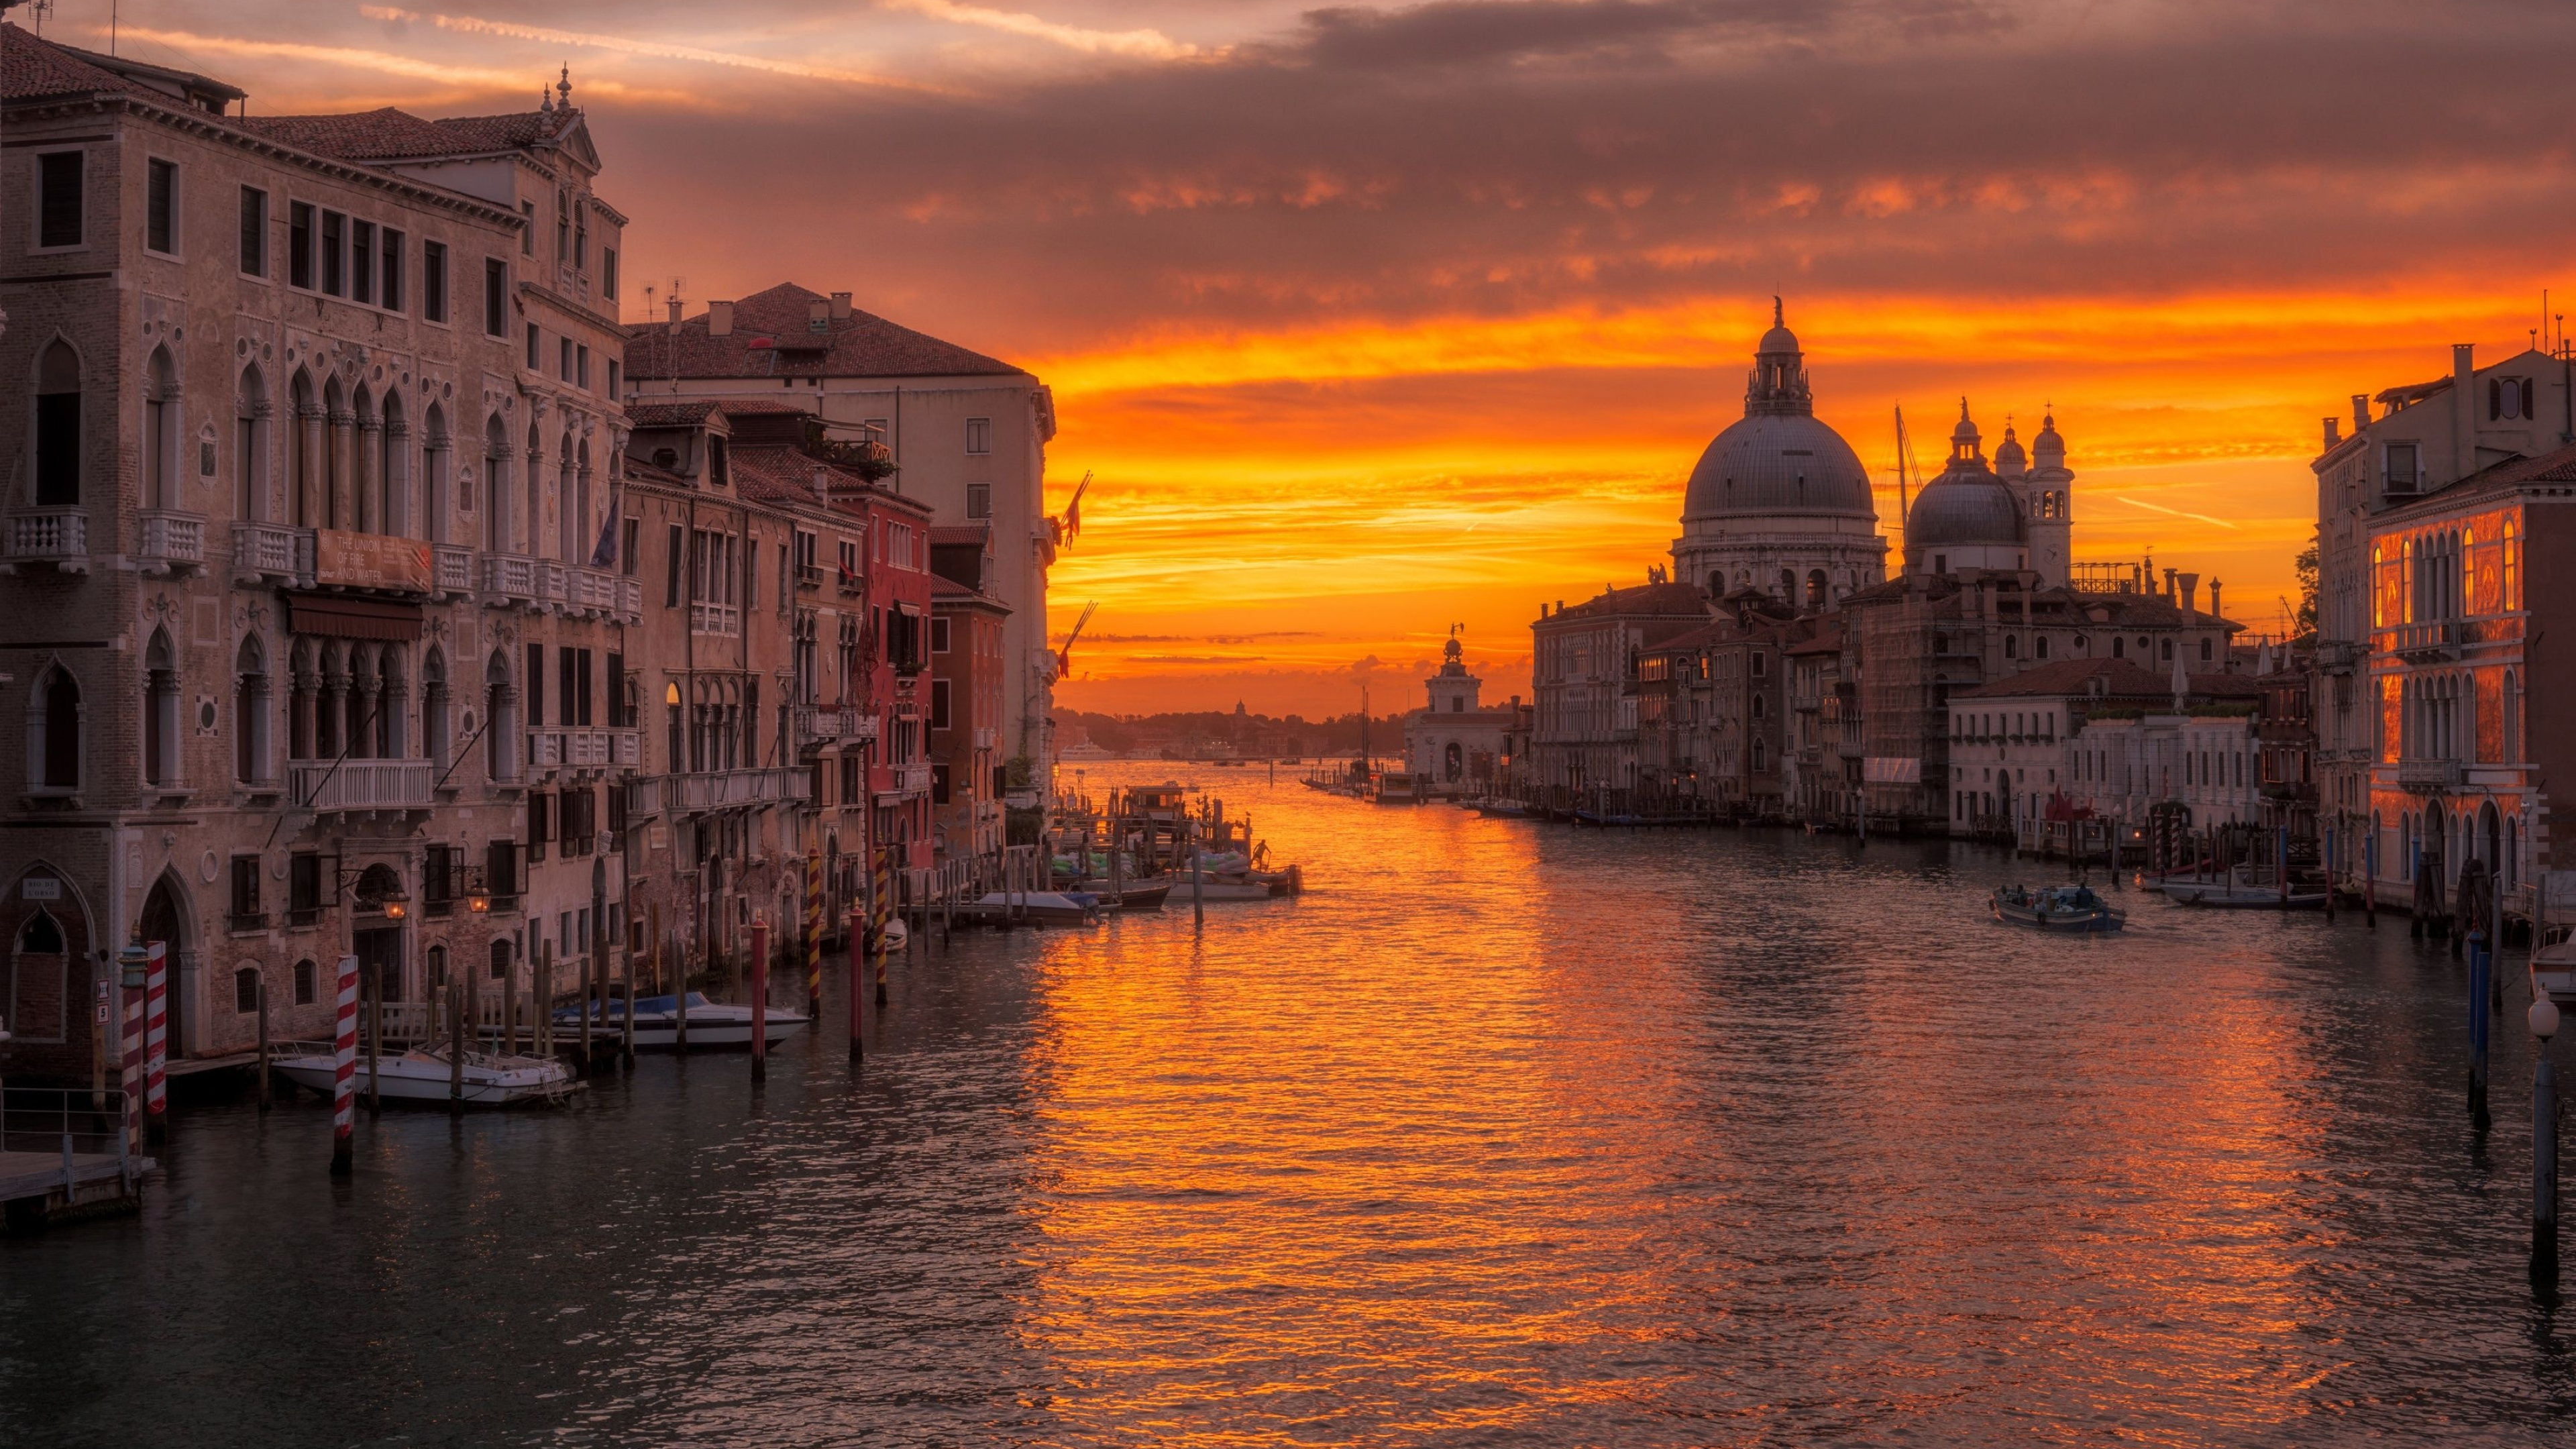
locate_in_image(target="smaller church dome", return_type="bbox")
[1907,474,2025,550]
[1949,399,1980,447]
[1992,423,2026,477]
[1756,296,1797,356]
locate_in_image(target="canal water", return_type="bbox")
[4,763,2569,1446]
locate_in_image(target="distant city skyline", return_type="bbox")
[89,0,2576,712]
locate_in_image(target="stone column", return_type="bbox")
[384,418,411,538]
[354,672,380,761]
[321,665,349,759]
[292,667,321,761]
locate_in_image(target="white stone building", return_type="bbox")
[1403,633,1526,795]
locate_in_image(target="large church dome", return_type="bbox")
[1682,414,1876,520]
[1903,401,2025,565]
[1679,304,1877,523]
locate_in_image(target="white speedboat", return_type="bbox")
[269,1043,573,1106]
[2534,938,2576,1008]
[553,993,808,1050]
[2161,877,2328,909]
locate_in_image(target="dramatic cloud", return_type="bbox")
[93,0,2576,710]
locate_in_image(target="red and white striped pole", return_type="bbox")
[144,939,169,1143]
[330,953,358,1177]
[748,914,769,1085]
[120,973,145,1156]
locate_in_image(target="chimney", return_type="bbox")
[2179,572,2200,619]
[665,295,682,325]
[2351,394,2371,433]
[2322,416,2340,449]
[2208,579,2223,623]
[2453,342,2476,480]
[708,300,735,337]
[2163,567,2178,604]
[830,291,854,320]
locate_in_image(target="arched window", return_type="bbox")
[144,630,181,786]
[294,957,317,1005]
[575,437,594,565]
[422,647,449,767]
[2199,637,2212,661]
[377,645,406,759]
[488,936,513,981]
[32,663,81,790]
[2504,668,2520,763]
[426,943,448,994]
[351,384,378,531]
[144,346,179,510]
[2003,635,2017,659]
[236,365,270,522]
[235,634,272,785]
[2160,639,2174,662]
[423,402,449,545]
[2504,518,2520,610]
[289,370,321,525]
[33,339,81,506]
[557,430,578,561]
[665,681,684,773]
[321,375,348,529]
[486,650,519,782]
[526,422,544,560]
[1806,569,1829,608]
[2035,635,2050,659]
[484,415,511,552]
[380,389,407,536]
[234,966,261,1015]
[2112,637,2125,659]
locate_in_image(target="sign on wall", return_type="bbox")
[313,529,432,592]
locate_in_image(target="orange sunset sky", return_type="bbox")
[89,0,2576,714]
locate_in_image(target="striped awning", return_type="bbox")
[286,593,424,642]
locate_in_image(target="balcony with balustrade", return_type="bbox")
[230,521,307,585]
[433,544,475,598]
[2385,620,2463,662]
[4,507,89,574]
[483,553,541,608]
[879,763,934,799]
[690,600,741,637]
[559,565,639,623]
[2315,639,2363,675]
[665,765,812,812]
[2395,757,2463,793]
[137,511,205,576]
[525,727,641,776]
[290,758,435,813]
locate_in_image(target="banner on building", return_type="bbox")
[1864,757,1922,785]
[313,529,433,593]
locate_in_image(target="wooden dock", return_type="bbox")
[1,1088,153,1232]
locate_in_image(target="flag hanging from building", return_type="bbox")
[589,486,620,570]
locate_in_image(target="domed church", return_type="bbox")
[1672,302,1888,610]
[1900,400,2074,586]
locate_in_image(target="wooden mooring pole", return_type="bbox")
[256,981,272,1112]
[749,914,769,1085]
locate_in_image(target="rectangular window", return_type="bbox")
[528,791,552,863]
[528,323,542,370]
[965,417,991,454]
[320,210,345,295]
[289,201,314,287]
[621,518,640,578]
[602,246,618,300]
[576,343,590,388]
[146,158,178,254]
[709,436,728,486]
[932,763,951,805]
[239,186,268,276]
[576,647,595,727]
[932,616,952,654]
[574,203,588,268]
[527,642,546,728]
[560,337,573,381]
[2386,443,2420,492]
[350,221,375,305]
[665,523,684,606]
[966,482,991,519]
[484,258,508,336]
[606,651,626,728]
[380,228,405,311]
[38,151,83,248]
[289,853,322,924]
[519,200,535,255]
[606,360,619,398]
[230,855,263,929]
[422,239,448,321]
[930,678,953,731]
[487,839,521,908]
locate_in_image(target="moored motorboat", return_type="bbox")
[1992,883,2127,932]
[552,993,810,1049]
[1115,881,1173,912]
[959,890,1104,926]
[2161,877,2329,910]
[269,1042,574,1105]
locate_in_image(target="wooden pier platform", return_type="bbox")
[1,1147,151,1230]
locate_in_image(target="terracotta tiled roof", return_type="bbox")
[241,104,572,162]
[1542,581,1712,623]
[625,283,1025,382]
[625,400,720,429]
[1957,657,2260,700]
[930,577,1009,610]
[928,525,991,547]
[727,443,850,506]
[2,22,136,101]
[620,455,694,490]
